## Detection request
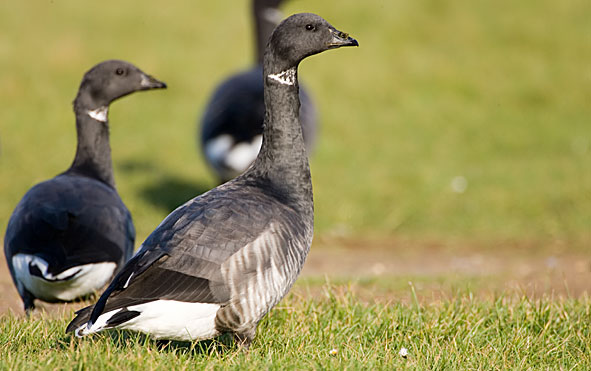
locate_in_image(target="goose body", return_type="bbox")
[67,14,358,348]
[4,60,166,312]
[200,0,317,183]
[6,175,132,305]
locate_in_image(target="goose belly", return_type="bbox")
[11,254,116,302]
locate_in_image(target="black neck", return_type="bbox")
[245,51,312,209]
[253,0,282,65]
[66,108,115,188]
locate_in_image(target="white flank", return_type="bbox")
[268,68,296,86]
[223,223,298,327]
[12,254,116,302]
[87,106,108,122]
[225,135,263,173]
[81,300,220,341]
[204,134,234,166]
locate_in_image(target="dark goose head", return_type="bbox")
[265,13,358,72]
[73,60,167,111]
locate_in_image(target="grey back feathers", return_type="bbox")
[66,13,357,348]
[4,60,166,312]
[200,0,317,183]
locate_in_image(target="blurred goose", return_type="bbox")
[200,0,317,183]
[67,13,357,348]
[4,60,166,313]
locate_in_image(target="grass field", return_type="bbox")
[1,286,590,369]
[0,0,589,368]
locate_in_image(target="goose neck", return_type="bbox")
[67,109,115,188]
[253,0,282,65]
[244,59,312,209]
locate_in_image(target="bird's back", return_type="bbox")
[5,173,134,303]
[6,173,133,266]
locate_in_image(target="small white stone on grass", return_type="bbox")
[451,176,468,193]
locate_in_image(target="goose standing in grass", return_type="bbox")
[4,60,166,313]
[200,0,317,183]
[67,13,357,348]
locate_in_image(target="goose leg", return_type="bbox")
[234,326,256,351]
[22,289,36,315]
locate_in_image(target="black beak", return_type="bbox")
[328,28,359,48]
[140,74,167,90]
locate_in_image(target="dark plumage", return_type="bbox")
[4,60,166,313]
[67,13,358,348]
[200,0,317,183]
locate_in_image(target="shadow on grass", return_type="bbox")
[63,330,237,356]
[118,159,158,173]
[118,159,213,213]
[154,334,236,356]
[140,177,212,213]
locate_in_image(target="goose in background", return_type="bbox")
[4,60,166,313]
[200,0,317,183]
[67,13,357,348]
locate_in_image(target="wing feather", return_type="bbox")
[67,183,297,333]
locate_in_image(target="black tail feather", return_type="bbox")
[106,308,140,327]
[65,305,94,333]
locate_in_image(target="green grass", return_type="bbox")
[1,284,589,369]
[0,1,589,368]
[0,0,589,248]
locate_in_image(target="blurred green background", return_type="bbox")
[0,0,589,251]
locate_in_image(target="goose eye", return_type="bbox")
[115,68,125,76]
[305,24,315,31]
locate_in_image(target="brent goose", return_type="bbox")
[4,60,166,313]
[67,14,357,348]
[199,0,317,183]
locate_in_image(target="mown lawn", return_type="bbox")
[1,284,589,369]
[0,0,588,246]
[0,0,589,368]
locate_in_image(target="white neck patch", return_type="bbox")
[87,106,108,122]
[268,68,296,86]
